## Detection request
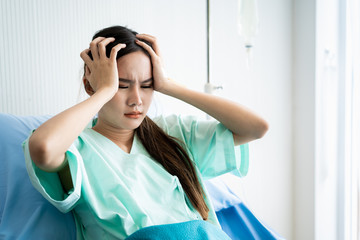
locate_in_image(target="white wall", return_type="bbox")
[0,0,206,116]
[0,0,294,239]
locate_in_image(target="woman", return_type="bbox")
[23,25,268,239]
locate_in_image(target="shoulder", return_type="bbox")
[152,114,200,128]
[151,114,215,140]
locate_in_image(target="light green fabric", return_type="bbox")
[23,114,249,239]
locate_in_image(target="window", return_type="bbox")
[338,0,359,239]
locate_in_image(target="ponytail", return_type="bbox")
[136,116,209,220]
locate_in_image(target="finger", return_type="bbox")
[136,33,156,41]
[89,37,105,60]
[136,34,161,56]
[80,49,92,66]
[135,39,157,59]
[136,34,159,50]
[109,43,126,61]
[85,65,91,75]
[98,37,115,58]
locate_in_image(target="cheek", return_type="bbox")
[143,91,154,106]
[108,92,125,106]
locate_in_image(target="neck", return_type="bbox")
[92,119,135,153]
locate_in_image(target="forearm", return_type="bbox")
[29,89,113,170]
[160,80,268,145]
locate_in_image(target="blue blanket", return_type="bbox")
[126,220,231,240]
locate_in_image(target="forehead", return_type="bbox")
[117,51,152,79]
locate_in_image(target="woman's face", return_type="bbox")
[98,50,153,130]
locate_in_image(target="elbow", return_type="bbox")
[28,136,53,169]
[254,119,269,139]
[28,136,65,172]
[233,120,269,145]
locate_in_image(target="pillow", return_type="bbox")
[0,113,76,240]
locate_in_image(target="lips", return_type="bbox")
[124,111,142,119]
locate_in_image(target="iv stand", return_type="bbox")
[205,0,222,95]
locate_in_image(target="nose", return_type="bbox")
[127,87,142,107]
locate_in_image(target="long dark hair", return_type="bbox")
[86,26,209,220]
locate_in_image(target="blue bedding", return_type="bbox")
[0,114,76,240]
[205,178,285,240]
[126,220,231,240]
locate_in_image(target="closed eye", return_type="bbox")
[118,86,128,89]
[141,85,153,88]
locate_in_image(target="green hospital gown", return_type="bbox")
[23,115,249,239]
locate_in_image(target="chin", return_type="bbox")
[123,117,144,130]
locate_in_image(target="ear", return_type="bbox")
[83,77,94,96]
[83,65,95,95]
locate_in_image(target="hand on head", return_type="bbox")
[135,34,170,93]
[80,37,126,97]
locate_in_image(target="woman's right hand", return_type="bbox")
[80,37,126,97]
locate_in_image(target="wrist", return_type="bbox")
[92,87,116,102]
[158,78,186,96]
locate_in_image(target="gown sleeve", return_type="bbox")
[153,115,249,180]
[22,130,83,213]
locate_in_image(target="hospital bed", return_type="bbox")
[0,113,284,239]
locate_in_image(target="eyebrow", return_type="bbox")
[118,78,153,84]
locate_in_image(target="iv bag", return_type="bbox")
[237,0,259,48]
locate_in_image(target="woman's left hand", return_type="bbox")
[136,35,268,145]
[135,34,170,92]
